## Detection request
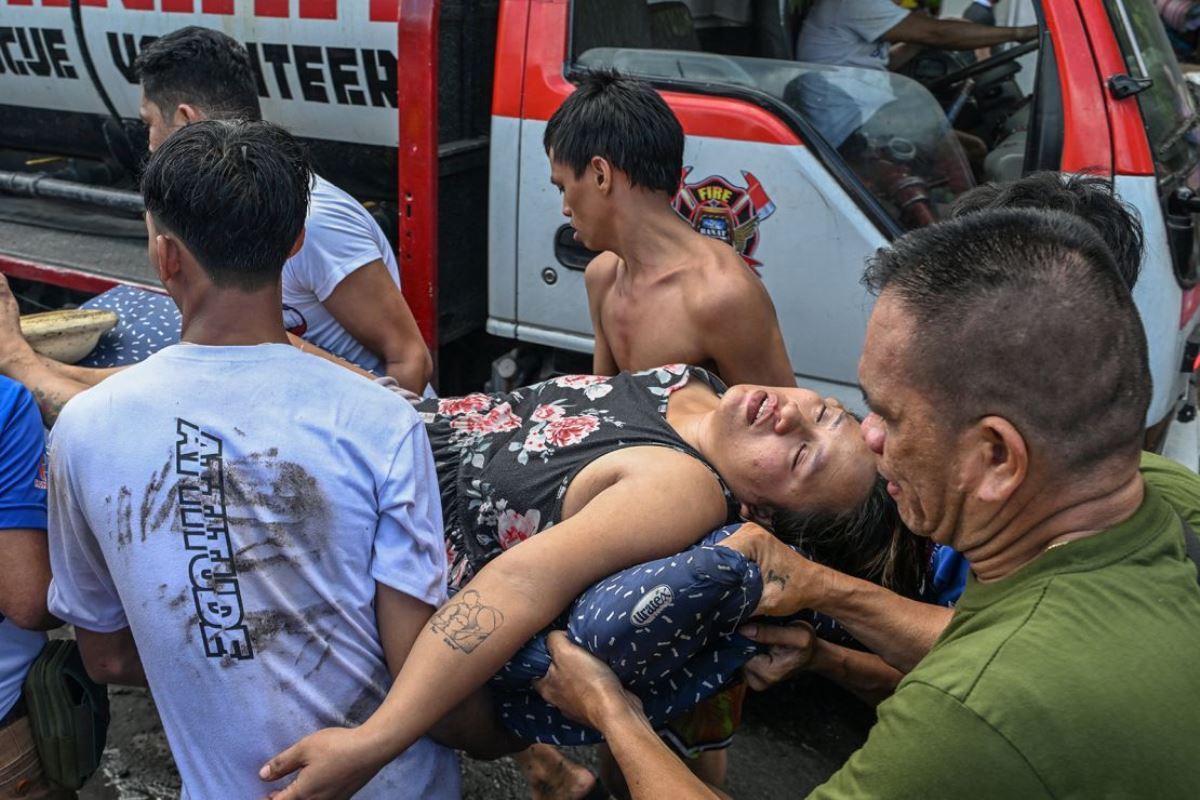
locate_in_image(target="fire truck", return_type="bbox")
[1,0,1198,460]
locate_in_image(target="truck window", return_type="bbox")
[1105,0,1200,286]
[571,0,1040,231]
[1105,0,1200,190]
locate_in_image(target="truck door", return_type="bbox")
[491,0,1044,405]
[1093,0,1200,441]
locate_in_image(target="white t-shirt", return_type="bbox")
[283,176,402,374]
[795,0,910,70]
[45,344,459,800]
[0,622,42,721]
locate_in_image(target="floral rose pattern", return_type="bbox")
[530,402,566,422]
[446,539,472,589]
[543,415,600,448]
[583,383,613,401]
[553,374,609,389]
[418,365,733,586]
[438,393,492,416]
[450,402,522,439]
[497,508,541,550]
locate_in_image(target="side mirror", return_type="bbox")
[1166,187,1200,286]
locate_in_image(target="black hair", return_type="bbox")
[951,171,1144,291]
[141,120,310,291]
[135,26,262,121]
[772,477,925,599]
[863,207,1151,472]
[543,70,684,195]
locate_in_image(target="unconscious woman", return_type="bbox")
[258,363,890,798]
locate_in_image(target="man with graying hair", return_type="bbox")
[531,207,1200,798]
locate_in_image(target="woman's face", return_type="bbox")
[708,385,877,515]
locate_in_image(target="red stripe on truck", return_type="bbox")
[491,0,530,119]
[1181,287,1200,329]
[1040,0,1112,173]
[0,255,160,296]
[254,0,288,17]
[1076,0,1155,176]
[370,0,399,23]
[299,0,337,20]
[7,0,417,21]
[397,0,440,360]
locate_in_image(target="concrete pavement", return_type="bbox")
[78,678,872,799]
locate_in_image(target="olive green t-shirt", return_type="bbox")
[1140,450,1200,529]
[810,473,1200,799]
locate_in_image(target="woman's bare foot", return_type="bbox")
[0,273,39,372]
[514,743,602,800]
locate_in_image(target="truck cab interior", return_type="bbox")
[571,0,1043,230]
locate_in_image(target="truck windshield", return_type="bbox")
[577,48,974,230]
[1105,0,1200,190]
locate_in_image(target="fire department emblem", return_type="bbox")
[672,168,776,268]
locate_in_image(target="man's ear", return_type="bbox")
[175,103,205,126]
[739,502,774,527]
[969,416,1028,505]
[589,156,614,196]
[154,234,182,286]
[287,227,307,259]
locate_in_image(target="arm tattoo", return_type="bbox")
[766,569,789,590]
[429,590,505,654]
[32,387,67,428]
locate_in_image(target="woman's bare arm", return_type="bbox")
[375,583,526,760]
[260,451,728,800]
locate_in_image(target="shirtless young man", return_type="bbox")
[545,72,796,388]
[541,72,795,795]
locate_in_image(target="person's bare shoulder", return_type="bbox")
[688,239,777,322]
[584,251,621,295]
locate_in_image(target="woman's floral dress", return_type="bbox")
[416,365,739,591]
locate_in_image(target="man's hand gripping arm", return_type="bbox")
[534,631,724,800]
[724,524,951,674]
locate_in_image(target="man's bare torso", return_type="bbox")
[587,234,792,386]
[594,261,721,373]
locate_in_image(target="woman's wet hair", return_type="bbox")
[950,172,1144,291]
[770,476,926,599]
